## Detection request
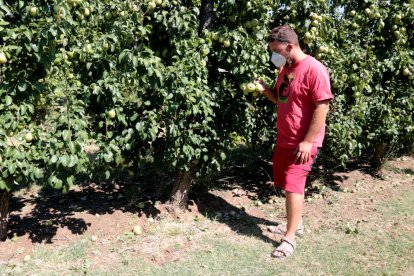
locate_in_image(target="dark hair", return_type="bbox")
[267,25,299,45]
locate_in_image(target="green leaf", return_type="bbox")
[54,179,63,190]
[33,168,44,179]
[255,32,264,40]
[119,51,128,62]
[68,142,76,154]
[49,27,58,37]
[50,155,58,164]
[60,156,69,167]
[0,4,11,14]
[17,82,27,92]
[0,179,10,191]
[48,175,57,186]
[62,185,69,194]
[132,56,138,67]
[22,30,32,41]
[104,153,113,163]
[67,176,74,186]
[31,44,38,52]
[68,155,77,168]
[8,163,16,174]
[136,122,144,132]
[20,105,26,116]
[62,130,71,142]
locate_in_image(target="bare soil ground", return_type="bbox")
[1,156,413,274]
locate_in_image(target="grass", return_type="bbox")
[114,190,414,276]
[1,238,91,275]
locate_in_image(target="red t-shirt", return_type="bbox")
[274,55,333,148]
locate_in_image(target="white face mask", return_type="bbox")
[271,52,286,67]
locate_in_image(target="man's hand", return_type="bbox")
[294,141,313,164]
[256,79,270,91]
[256,79,278,104]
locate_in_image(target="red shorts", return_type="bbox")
[272,145,318,195]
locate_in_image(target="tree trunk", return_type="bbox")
[0,190,9,241]
[167,161,199,212]
[168,170,193,210]
[198,0,214,36]
[371,142,387,172]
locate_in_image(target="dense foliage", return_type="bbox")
[0,0,413,195]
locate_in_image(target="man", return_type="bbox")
[258,25,333,259]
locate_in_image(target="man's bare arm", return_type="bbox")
[303,100,330,143]
[295,100,330,164]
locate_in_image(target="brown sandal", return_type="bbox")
[271,236,296,259]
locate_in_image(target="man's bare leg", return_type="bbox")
[273,191,304,257]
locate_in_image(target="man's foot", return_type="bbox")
[267,223,304,237]
[271,236,296,259]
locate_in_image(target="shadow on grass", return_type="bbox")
[189,146,283,247]
[193,145,283,201]
[194,191,280,247]
[7,181,162,244]
[191,146,394,246]
[304,148,390,195]
[390,167,414,175]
